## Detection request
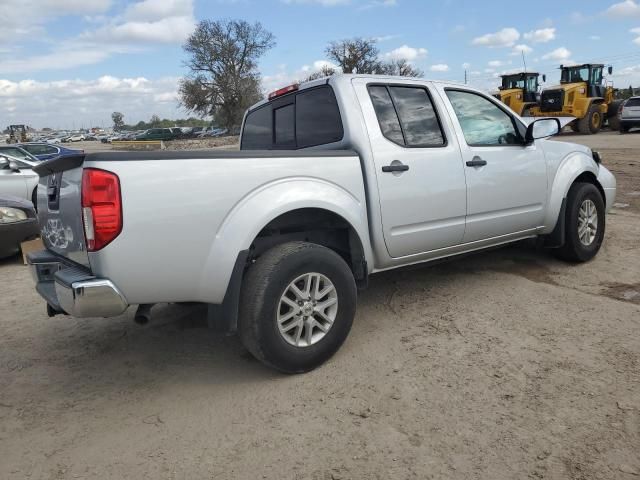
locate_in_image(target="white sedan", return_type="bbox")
[0,153,39,205]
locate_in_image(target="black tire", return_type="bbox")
[238,241,357,374]
[554,183,605,263]
[607,100,623,131]
[578,104,602,134]
[31,188,38,212]
[620,125,630,134]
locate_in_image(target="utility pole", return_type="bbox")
[464,69,467,85]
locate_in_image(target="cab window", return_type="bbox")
[446,89,522,146]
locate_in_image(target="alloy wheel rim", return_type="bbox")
[578,199,598,246]
[276,272,338,347]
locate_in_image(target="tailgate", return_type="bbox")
[33,155,90,268]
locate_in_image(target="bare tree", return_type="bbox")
[379,58,423,78]
[179,19,275,130]
[326,38,382,74]
[299,65,337,83]
[324,37,422,77]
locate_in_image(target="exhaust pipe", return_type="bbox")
[134,304,153,325]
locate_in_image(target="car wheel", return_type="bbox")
[554,182,605,263]
[238,241,357,374]
[620,125,629,134]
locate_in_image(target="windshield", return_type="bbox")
[561,66,589,83]
[502,75,538,92]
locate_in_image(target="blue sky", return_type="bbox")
[2,0,640,129]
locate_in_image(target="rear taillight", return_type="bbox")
[81,168,122,251]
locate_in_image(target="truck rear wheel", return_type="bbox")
[607,100,623,131]
[578,105,602,134]
[238,241,357,374]
[554,182,605,263]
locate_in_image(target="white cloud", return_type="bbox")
[605,0,640,17]
[471,28,520,48]
[488,60,504,67]
[0,0,195,74]
[590,35,601,40]
[430,64,449,72]
[523,28,556,43]
[80,0,195,44]
[384,45,428,61]
[280,0,351,4]
[0,76,184,129]
[542,47,572,61]
[511,44,533,55]
[631,27,640,44]
[0,0,112,43]
[462,62,471,69]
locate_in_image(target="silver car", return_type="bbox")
[0,154,39,205]
[619,96,640,133]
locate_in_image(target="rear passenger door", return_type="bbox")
[353,79,468,258]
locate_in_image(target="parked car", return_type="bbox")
[0,145,41,163]
[17,143,83,161]
[27,74,616,373]
[0,154,39,206]
[46,138,62,144]
[68,134,85,142]
[619,96,640,134]
[0,195,39,259]
[135,128,175,141]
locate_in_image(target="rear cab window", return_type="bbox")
[241,85,344,150]
[368,84,446,148]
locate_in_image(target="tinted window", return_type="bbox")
[446,90,521,146]
[626,98,640,107]
[242,105,271,149]
[369,86,404,145]
[274,104,295,146]
[296,87,343,148]
[389,87,445,146]
[241,85,343,150]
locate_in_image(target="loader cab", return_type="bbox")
[560,64,609,98]
[500,72,541,103]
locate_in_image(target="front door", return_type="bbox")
[438,87,547,243]
[0,165,28,199]
[353,79,468,258]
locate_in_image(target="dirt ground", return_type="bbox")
[1,131,639,479]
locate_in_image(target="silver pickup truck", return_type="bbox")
[29,74,616,373]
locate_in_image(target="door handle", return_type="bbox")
[466,158,487,167]
[382,164,409,173]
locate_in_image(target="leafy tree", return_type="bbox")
[149,114,161,127]
[179,19,275,131]
[111,111,125,131]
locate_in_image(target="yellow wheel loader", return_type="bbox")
[6,125,28,144]
[529,64,622,134]
[495,72,544,116]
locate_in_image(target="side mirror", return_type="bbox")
[608,66,613,75]
[525,118,561,144]
[542,74,547,83]
[0,157,8,170]
[8,160,20,172]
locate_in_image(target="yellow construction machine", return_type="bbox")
[6,125,28,143]
[495,72,545,116]
[529,64,622,134]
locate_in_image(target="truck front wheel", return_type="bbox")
[578,105,602,134]
[238,241,357,373]
[554,183,605,263]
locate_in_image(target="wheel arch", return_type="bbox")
[542,153,602,234]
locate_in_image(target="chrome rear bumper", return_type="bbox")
[28,250,128,318]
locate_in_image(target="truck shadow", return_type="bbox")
[24,240,565,397]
